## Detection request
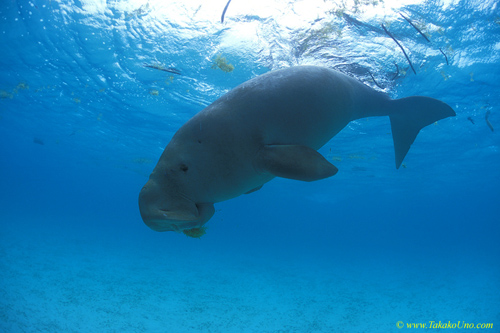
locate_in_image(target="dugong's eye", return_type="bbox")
[179,164,188,172]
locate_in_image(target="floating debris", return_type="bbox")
[399,12,450,65]
[165,76,174,85]
[440,70,450,81]
[69,129,83,137]
[485,110,494,132]
[392,63,400,80]
[149,89,159,96]
[144,64,181,75]
[381,24,416,75]
[211,54,234,73]
[0,90,13,99]
[368,71,383,89]
[399,12,430,43]
[349,154,365,160]
[221,0,232,23]
[33,138,44,145]
[467,117,475,125]
[439,48,449,65]
[16,82,29,90]
[127,3,150,18]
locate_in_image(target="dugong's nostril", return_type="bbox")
[140,184,150,194]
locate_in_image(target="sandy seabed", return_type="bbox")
[1,217,498,333]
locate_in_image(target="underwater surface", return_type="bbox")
[1,0,499,332]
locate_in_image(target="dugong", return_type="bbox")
[139,66,455,235]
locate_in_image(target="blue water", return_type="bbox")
[1,0,499,332]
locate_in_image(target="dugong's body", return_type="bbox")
[139,66,455,234]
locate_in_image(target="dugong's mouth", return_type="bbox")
[138,180,215,233]
[147,211,205,232]
[145,217,207,238]
[139,203,215,233]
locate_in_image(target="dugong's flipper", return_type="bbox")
[389,96,456,169]
[254,145,338,181]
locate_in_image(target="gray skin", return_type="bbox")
[139,66,455,233]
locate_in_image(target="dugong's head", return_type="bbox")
[138,150,215,234]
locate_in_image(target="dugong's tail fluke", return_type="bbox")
[389,96,455,169]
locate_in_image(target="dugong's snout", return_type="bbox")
[138,181,215,232]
